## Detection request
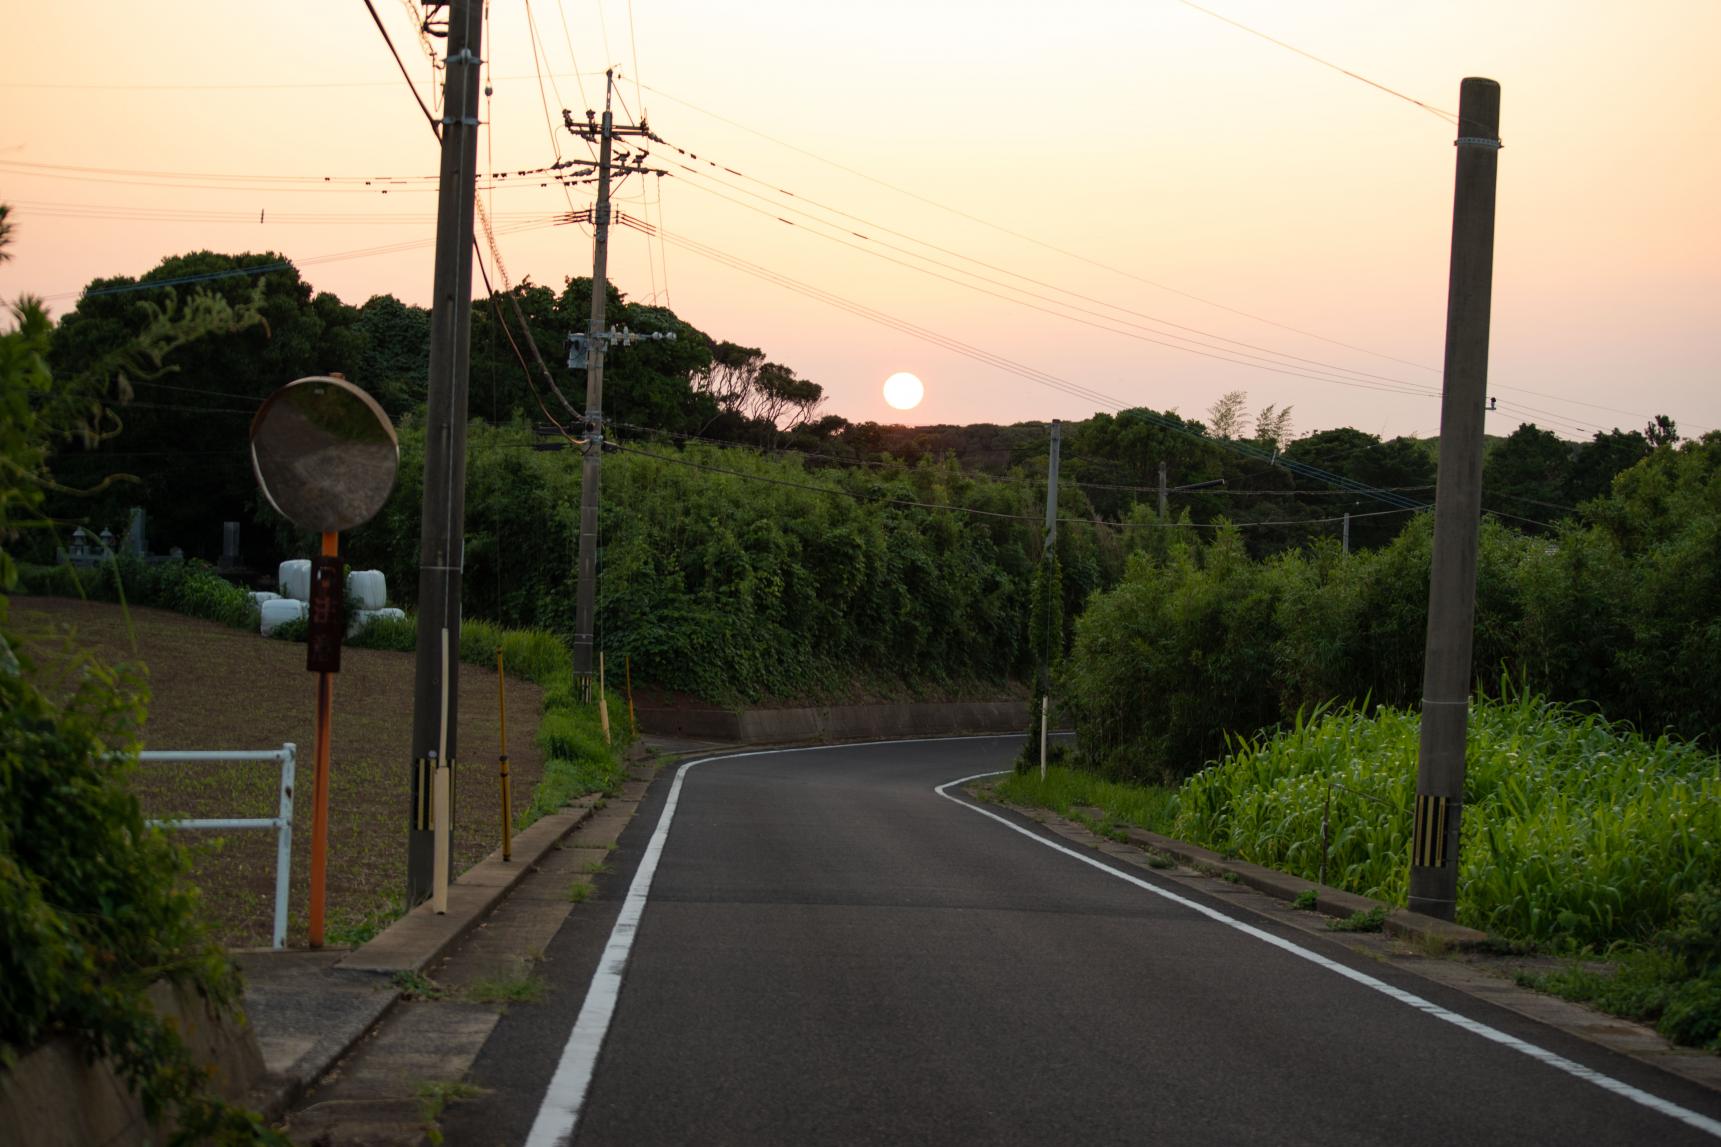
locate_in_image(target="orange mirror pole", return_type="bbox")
[498,648,512,862]
[307,529,340,948]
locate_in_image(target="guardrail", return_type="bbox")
[143,744,297,949]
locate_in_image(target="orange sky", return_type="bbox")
[3,1,1717,441]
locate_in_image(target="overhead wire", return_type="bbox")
[633,79,1438,375]
[659,154,1434,395]
[1168,0,1456,123]
[662,166,1438,399]
[601,439,1419,532]
[641,220,1426,511]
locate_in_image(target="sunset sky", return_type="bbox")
[3,1,1716,441]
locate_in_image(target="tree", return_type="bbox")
[1206,390,1249,439]
[1646,414,1679,449]
[45,252,359,564]
[1255,403,1295,451]
[1564,427,1650,507]
[747,362,824,431]
[1283,428,1436,551]
[1483,423,1574,529]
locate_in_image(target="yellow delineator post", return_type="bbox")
[598,652,612,745]
[433,627,452,915]
[498,648,512,862]
[625,654,637,739]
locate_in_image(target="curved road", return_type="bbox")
[443,736,1721,1146]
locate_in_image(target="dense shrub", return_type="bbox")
[346,422,1114,704]
[1172,690,1721,947]
[1062,434,1721,781]
[20,555,258,631]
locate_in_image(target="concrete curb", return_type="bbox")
[1063,805,1490,950]
[245,799,599,1122]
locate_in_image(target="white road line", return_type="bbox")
[936,770,1721,1141]
[523,736,1025,1147]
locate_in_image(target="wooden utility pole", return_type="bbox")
[407,0,483,908]
[566,71,655,699]
[1408,78,1502,921]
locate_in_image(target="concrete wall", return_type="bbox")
[0,981,266,1147]
[637,700,1029,744]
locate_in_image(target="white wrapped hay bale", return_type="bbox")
[249,590,280,606]
[260,598,308,636]
[347,569,387,611]
[278,560,312,603]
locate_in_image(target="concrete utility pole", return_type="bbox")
[407,0,483,908]
[1158,461,1168,521]
[566,70,655,700]
[1342,512,1351,555]
[1408,77,1502,921]
[1038,421,1061,777]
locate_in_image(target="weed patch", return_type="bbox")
[1329,906,1389,933]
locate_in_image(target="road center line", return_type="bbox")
[523,736,1024,1147]
[935,769,1721,1140]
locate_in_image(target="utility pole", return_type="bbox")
[1408,77,1502,921]
[1038,420,1061,777]
[1158,461,1168,521]
[1342,512,1351,554]
[565,70,655,700]
[407,0,483,909]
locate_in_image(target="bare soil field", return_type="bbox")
[13,597,545,949]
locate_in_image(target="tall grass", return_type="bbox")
[1172,689,1721,948]
[996,766,1178,833]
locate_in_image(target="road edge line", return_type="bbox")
[936,771,1721,1141]
[523,735,1025,1146]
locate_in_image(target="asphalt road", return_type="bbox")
[444,736,1721,1146]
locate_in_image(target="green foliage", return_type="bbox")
[1528,884,1721,1051]
[993,766,1178,833]
[19,555,258,631]
[1329,906,1388,933]
[1291,888,1318,911]
[2,241,279,1139]
[344,613,417,652]
[349,424,1085,704]
[1060,527,1285,783]
[1172,690,1720,948]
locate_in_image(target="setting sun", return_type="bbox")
[882,371,924,411]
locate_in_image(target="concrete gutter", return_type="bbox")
[1064,806,1489,950]
[240,798,598,1122]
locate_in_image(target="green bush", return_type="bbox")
[344,423,1115,704]
[345,613,416,652]
[1172,689,1721,948]
[20,555,259,631]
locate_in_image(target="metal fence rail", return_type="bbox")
[143,744,296,949]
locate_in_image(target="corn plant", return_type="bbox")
[1172,689,1720,948]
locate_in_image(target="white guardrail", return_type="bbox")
[142,744,297,949]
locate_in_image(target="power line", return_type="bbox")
[649,222,1427,511]
[664,157,1434,393]
[661,166,1439,400]
[602,439,1417,532]
[1168,0,1456,123]
[633,79,1441,375]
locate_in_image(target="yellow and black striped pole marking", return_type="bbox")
[1412,793,1450,869]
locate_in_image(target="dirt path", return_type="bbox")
[14,597,546,949]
